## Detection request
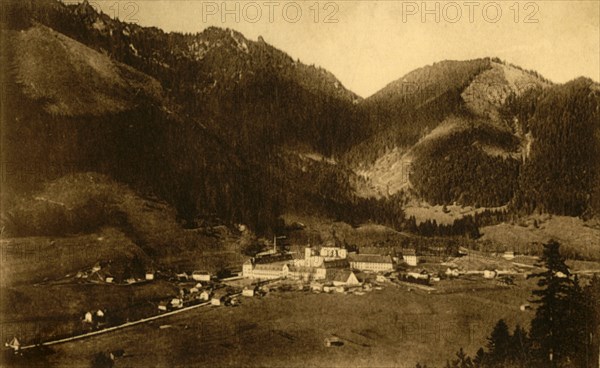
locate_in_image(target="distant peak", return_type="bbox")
[74,0,98,16]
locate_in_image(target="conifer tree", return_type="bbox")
[509,325,531,367]
[527,240,574,367]
[486,319,511,365]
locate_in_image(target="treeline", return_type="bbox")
[404,209,510,238]
[417,241,600,368]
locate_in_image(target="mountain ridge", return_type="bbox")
[2,0,599,237]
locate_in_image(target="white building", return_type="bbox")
[319,246,348,259]
[483,269,497,279]
[5,337,20,351]
[242,288,255,297]
[200,290,211,301]
[349,254,394,272]
[287,265,326,281]
[243,260,290,280]
[502,251,515,260]
[402,249,418,266]
[330,270,361,287]
[192,271,211,282]
[243,246,353,281]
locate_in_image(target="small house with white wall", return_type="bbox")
[330,270,361,287]
[192,271,211,282]
[211,290,229,306]
[502,251,515,260]
[445,268,460,277]
[5,337,20,351]
[402,249,418,266]
[483,269,497,279]
[242,288,255,297]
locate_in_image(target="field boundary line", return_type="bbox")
[18,299,220,350]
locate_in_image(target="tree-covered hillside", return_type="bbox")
[345,59,493,167]
[2,0,364,159]
[410,119,521,207]
[1,24,280,233]
[510,78,600,217]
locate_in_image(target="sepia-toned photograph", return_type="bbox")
[1,0,599,367]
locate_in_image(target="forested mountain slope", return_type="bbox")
[1,0,598,240]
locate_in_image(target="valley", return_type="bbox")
[1,1,599,367]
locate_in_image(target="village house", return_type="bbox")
[348,254,394,272]
[407,271,430,281]
[329,270,361,287]
[376,274,388,283]
[211,289,229,306]
[483,269,497,279]
[502,251,515,260]
[145,271,155,281]
[91,262,102,273]
[242,287,255,297]
[158,301,169,311]
[175,272,189,281]
[192,271,211,282]
[170,298,183,309]
[5,337,20,351]
[520,303,532,311]
[310,282,324,292]
[445,267,460,277]
[200,290,211,301]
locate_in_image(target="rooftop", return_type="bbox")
[348,254,393,264]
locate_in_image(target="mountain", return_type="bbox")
[511,78,600,217]
[3,0,364,158]
[1,22,281,233]
[1,0,598,239]
[346,58,599,218]
[345,59,551,205]
[0,0,382,236]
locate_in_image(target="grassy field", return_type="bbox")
[479,215,600,260]
[0,228,148,287]
[0,281,179,347]
[35,279,536,368]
